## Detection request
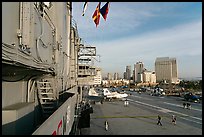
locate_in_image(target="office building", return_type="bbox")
[114,72,119,80]
[126,65,132,80]
[155,57,178,83]
[134,61,144,82]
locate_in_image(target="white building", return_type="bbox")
[93,68,102,85]
[151,71,156,83]
[143,71,156,83]
[107,73,112,80]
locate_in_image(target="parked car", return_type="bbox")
[184,92,200,103]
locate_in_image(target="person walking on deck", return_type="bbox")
[157,115,162,126]
[172,115,177,125]
[105,121,109,131]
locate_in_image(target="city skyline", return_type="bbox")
[72,2,202,79]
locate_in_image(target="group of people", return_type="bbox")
[157,115,177,126]
[104,114,177,131]
[157,102,191,126]
[104,100,183,130]
[183,102,191,109]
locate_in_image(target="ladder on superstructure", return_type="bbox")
[37,79,57,118]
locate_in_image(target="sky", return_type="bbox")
[72,2,202,80]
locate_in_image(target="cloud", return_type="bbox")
[73,2,161,42]
[95,19,202,77]
[97,19,201,56]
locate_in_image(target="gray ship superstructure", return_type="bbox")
[2,2,98,135]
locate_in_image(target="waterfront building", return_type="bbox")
[155,57,178,84]
[134,62,144,82]
[126,65,132,80]
[143,71,156,83]
[137,73,143,83]
[107,73,112,80]
[124,72,127,79]
[114,72,119,80]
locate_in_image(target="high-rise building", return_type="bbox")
[123,72,127,79]
[126,65,131,80]
[107,73,112,80]
[114,72,119,80]
[133,64,136,82]
[171,58,178,83]
[134,61,144,82]
[155,57,178,83]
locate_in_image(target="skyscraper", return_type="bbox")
[114,72,119,80]
[155,57,178,83]
[126,65,131,80]
[107,73,112,80]
[134,62,144,82]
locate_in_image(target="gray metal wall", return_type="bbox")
[32,89,77,135]
[2,2,19,46]
[2,2,81,135]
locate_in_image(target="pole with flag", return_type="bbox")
[82,2,88,16]
[100,2,110,21]
[92,2,101,27]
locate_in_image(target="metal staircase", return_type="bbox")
[37,79,57,118]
